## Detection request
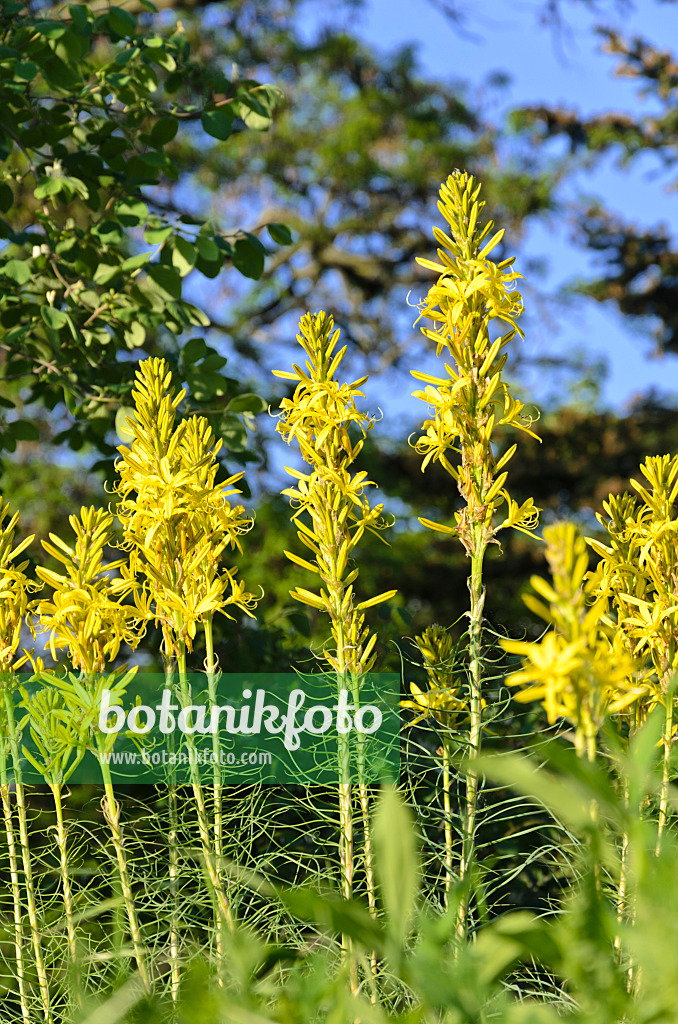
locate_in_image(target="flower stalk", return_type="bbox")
[20,683,87,1004]
[275,310,396,980]
[114,357,259,957]
[4,686,52,1022]
[412,171,540,940]
[163,654,181,1004]
[402,625,466,900]
[0,738,29,1024]
[36,505,150,993]
[587,457,678,852]
[0,500,50,1021]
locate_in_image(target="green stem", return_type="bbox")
[581,717,601,893]
[455,541,486,944]
[441,732,454,905]
[164,656,181,1006]
[96,737,151,996]
[0,731,29,1024]
[4,687,52,1023]
[614,772,629,969]
[204,616,225,981]
[176,642,234,937]
[349,672,376,919]
[333,616,358,995]
[50,781,80,1003]
[656,689,674,856]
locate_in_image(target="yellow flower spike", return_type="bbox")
[587,455,678,706]
[502,522,650,754]
[114,358,258,652]
[401,625,476,730]
[37,507,142,675]
[413,170,541,555]
[276,313,394,925]
[275,310,396,679]
[0,498,40,674]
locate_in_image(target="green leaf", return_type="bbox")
[2,259,30,285]
[108,6,136,37]
[68,4,90,31]
[94,263,121,286]
[171,237,196,277]
[181,337,207,366]
[35,20,65,39]
[227,392,266,414]
[373,788,419,947]
[116,199,148,227]
[219,412,248,451]
[144,223,173,245]
[41,306,68,330]
[123,322,145,349]
[244,231,266,253]
[114,47,138,67]
[237,83,283,131]
[34,178,62,200]
[201,108,234,141]
[146,264,181,299]
[121,251,150,272]
[144,46,176,72]
[267,222,293,245]
[475,912,562,986]
[195,253,223,279]
[14,61,38,81]
[93,220,123,243]
[7,420,39,442]
[115,406,137,443]
[195,236,220,262]
[0,184,12,213]
[275,885,383,950]
[232,237,265,280]
[150,115,178,146]
[202,352,227,372]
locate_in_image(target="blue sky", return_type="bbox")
[307,0,678,412]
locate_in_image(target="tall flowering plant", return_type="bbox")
[275,310,396,984]
[114,356,259,981]
[0,502,48,1023]
[501,518,655,979]
[587,455,678,850]
[501,522,645,757]
[36,506,149,994]
[409,170,540,937]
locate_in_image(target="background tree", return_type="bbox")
[0,0,288,464]
[5,0,678,667]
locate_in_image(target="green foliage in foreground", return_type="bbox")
[28,720,678,1024]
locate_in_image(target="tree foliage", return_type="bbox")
[513,18,678,356]
[0,0,286,458]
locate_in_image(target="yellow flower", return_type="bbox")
[37,507,141,675]
[274,311,396,676]
[588,457,678,675]
[586,455,678,726]
[402,625,473,728]
[115,358,258,652]
[412,171,540,556]
[501,523,650,746]
[0,499,39,673]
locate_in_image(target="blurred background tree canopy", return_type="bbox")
[2,0,678,670]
